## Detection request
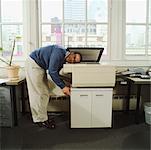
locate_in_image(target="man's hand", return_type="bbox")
[62,86,71,96]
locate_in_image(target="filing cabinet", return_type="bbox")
[70,88,113,128]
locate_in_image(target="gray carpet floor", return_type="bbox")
[0,111,150,150]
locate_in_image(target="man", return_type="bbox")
[25,44,82,129]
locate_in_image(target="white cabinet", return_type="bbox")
[70,88,113,128]
[71,90,91,128]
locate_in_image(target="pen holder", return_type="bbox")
[6,65,20,81]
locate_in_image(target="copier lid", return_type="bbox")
[67,47,104,63]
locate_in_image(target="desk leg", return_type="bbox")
[126,82,131,111]
[135,84,141,124]
[10,86,17,126]
[21,81,25,115]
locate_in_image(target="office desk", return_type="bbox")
[0,78,26,127]
[118,76,151,123]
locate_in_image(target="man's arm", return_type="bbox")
[48,49,71,95]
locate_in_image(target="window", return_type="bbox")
[0,0,23,61]
[0,0,150,66]
[126,0,151,55]
[40,0,108,54]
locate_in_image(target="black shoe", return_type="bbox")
[35,120,56,129]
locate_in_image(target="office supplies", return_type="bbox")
[128,67,146,75]
[129,74,150,79]
[121,67,146,76]
[140,75,150,79]
[121,71,136,76]
[129,74,141,78]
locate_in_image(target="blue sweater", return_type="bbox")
[30,45,67,89]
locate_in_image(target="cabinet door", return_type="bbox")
[71,90,91,128]
[91,89,113,127]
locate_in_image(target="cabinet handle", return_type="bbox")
[96,94,104,96]
[80,94,88,97]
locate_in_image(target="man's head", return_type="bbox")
[65,52,82,63]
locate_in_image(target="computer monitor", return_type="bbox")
[67,47,104,62]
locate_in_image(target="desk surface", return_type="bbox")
[0,77,25,86]
[119,75,151,84]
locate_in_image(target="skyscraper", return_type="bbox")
[64,0,85,22]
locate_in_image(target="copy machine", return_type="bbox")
[63,48,116,128]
